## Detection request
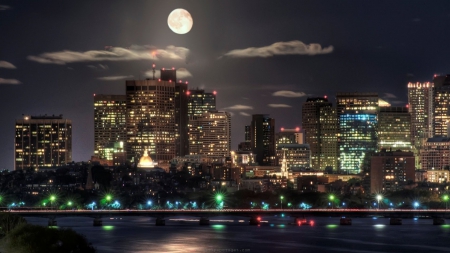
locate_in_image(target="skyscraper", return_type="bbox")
[187,88,216,118]
[126,79,176,163]
[302,97,338,170]
[15,115,72,170]
[94,94,127,161]
[336,93,378,174]
[250,114,275,166]
[408,82,434,144]
[433,75,450,137]
[377,106,412,151]
[188,111,231,161]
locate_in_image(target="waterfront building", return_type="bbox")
[302,97,338,170]
[370,150,415,193]
[250,114,276,166]
[188,111,231,161]
[433,75,450,137]
[377,106,412,151]
[426,169,450,184]
[93,94,127,162]
[15,115,72,170]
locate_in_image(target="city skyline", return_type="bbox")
[2,1,450,169]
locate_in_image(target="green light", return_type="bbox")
[68,201,72,206]
[326,224,338,229]
[441,224,450,228]
[280,196,284,200]
[212,224,225,230]
[443,195,449,201]
[215,194,223,202]
[106,195,112,201]
[50,196,56,201]
[329,195,334,200]
[103,226,114,231]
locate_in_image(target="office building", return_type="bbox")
[276,144,311,169]
[250,114,276,166]
[187,88,216,118]
[126,79,176,163]
[408,82,434,145]
[370,150,415,193]
[433,75,450,137]
[94,94,127,161]
[377,106,412,151]
[188,111,231,161]
[15,115,72,170]
[420,136,450,171]
[275,127,303,147]
[302,97,338,170]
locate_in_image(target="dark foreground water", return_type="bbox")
[26,215,450,253]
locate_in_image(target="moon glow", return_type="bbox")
[168,9,193,34]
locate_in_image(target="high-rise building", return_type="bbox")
[250,114,276,166]
[408,82,434,168]
[433,75,450,137]
[339,111,378,174]
[94,94,127,161]
[188,111,231,161]
[377,106,412,151]
[238,125,252,151]
[337,92,379,174]
[126,79,176,163]
[187,88,216,118]
[15,115,72,170]
[370,150,415,193]
[302,97,338,171]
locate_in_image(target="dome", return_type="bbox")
[138,149,157,168]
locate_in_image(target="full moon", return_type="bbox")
[167,9,193,34]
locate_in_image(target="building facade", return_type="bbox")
[125,79,176,163]
[302,97,338,171]
[188,111,231,161]
[15,115,72,170]
[250,114,276,166]
[187,88,216,118]
[420,136,450,171]
[370,150,415,193]
[433,75,450,137]
[377,106,412,152]
[94,94,127,161]
[276,144,311,169]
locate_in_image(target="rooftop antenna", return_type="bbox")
[152,63,156,80]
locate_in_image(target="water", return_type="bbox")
[25,216,450,253]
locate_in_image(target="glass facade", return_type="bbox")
[187,89,216,118]
[377,107,412,151]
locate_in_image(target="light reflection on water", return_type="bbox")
[25,216,450,253]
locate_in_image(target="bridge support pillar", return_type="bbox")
[93,217,103,226]
[249,216,261,225]
[48,218,57,227]
[389,218,402,225]
[433,218,445,225]
[155,217,165,226]
[340,218,352,225]
[199,217,210,225]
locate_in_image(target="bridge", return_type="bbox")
[7,208,450,226]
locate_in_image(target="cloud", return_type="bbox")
[384,93,397,99]
[144,67,192,79]
[240,112,251,116]
[391,100,406,105]
[28,45,190,65]
[0,78,21,84]
[0,5,10,11]
[268,104,292,108]
[97,75,134,81]
[273,90,307,98]
[223,104,253,110]
[0,61,16,69]
[220,40,333,58]
[88,64,109,70]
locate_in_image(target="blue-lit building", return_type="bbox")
[338,111,378,174]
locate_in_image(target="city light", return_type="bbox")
[376,195,382,209]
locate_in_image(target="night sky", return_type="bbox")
[1,0,450,170]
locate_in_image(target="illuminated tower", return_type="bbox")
[126,78,176,163]
[15,115,72,170]
[302,97,338,170]
[188,111,231,161]
[377,106,412,151]
[250,114,276,166]
[187,88,217,118]
[94,94,127,161]
[433,75,450,137]
[336,92,378,174]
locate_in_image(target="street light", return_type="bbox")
[443,195,449,210]
[50,195,56,210]
[280,196,284,209]
[414,202,419,210]
[329,195,334,209]
[376,195,382,209]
